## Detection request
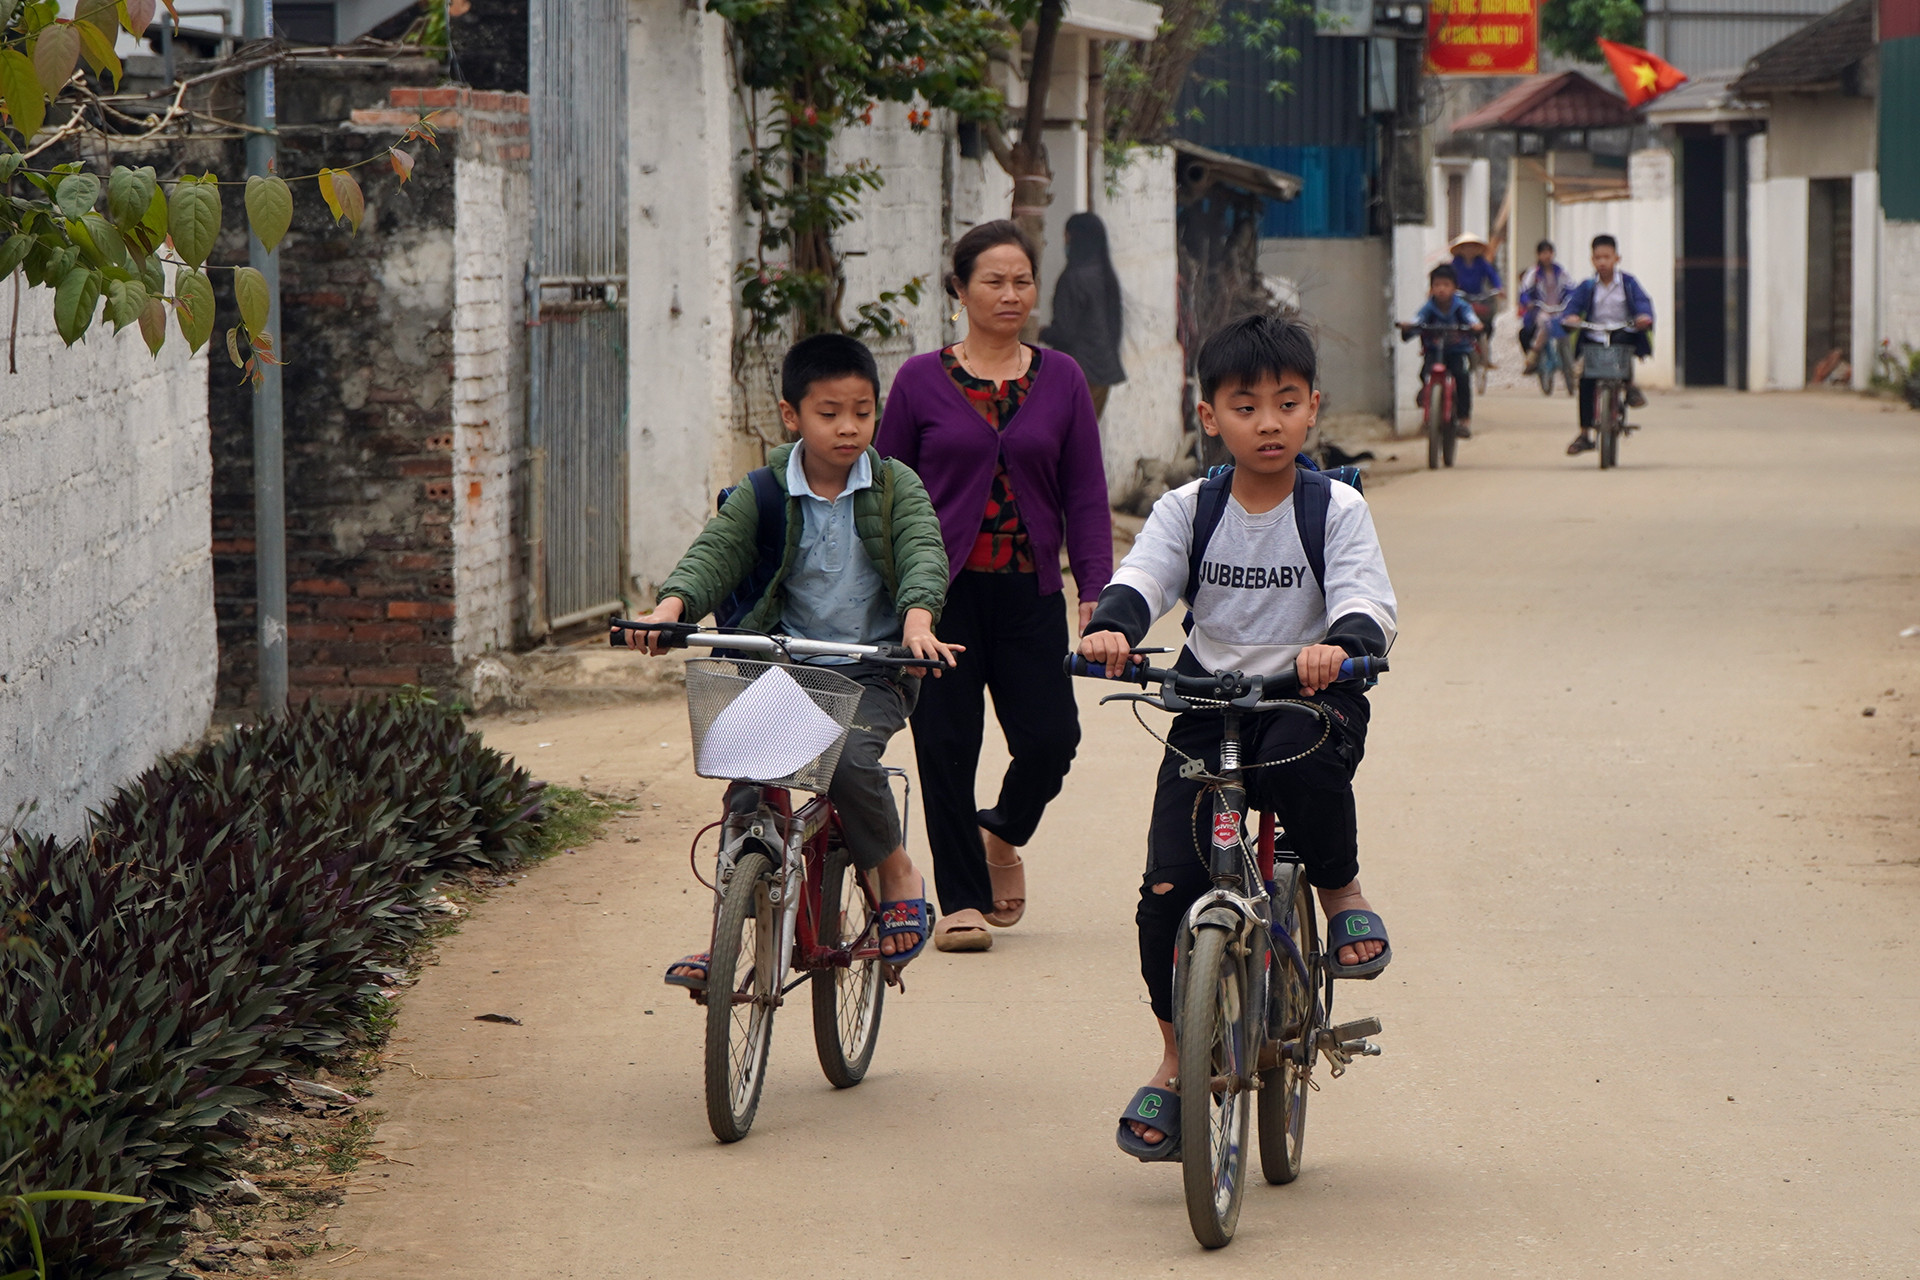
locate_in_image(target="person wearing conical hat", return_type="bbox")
[1449,231,1504,369]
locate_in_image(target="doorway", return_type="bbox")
[1676,133,1747,387]
[1805,177,1853,383]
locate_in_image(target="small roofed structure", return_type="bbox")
[1450,71,1638,135]
[1730,0,1874,97]
[1171,140,1304,205]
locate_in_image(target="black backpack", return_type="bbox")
[713,467,787,629]
[1182,458,1363,616]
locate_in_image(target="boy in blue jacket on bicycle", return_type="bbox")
[1078,314,1398,1158]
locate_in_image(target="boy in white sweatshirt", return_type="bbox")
[1078,313,1398,1159]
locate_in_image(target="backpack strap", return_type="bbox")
[746,465,786,564]
[877,456,898,584]
[1183,465,1236,609]
[1292,467,1334,595]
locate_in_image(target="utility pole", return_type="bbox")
[244,0,287,714]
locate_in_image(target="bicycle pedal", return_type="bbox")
[1327,1016,1382,1042]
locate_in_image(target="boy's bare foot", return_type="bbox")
[1316,879,1386,968]
[874,847,925,956]
[1127,1022,1182,1147]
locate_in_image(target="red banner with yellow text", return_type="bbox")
[1425,0,1539,75]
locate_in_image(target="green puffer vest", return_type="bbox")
[657,443,949,632]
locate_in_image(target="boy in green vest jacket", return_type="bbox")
[620,334,960,978]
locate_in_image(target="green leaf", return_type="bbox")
[0,234,30,278]
[106,277,147,331]
[55,172,100,219]
[140,254,164,295]
[226,324,243,368]
[234,265,270,340]
[32,20,81,98]
[1,49,46,143]
[80,213,126,269]
[74,11,122,89]
[54,266,101,344]
[17,1191,146,1205]
[0,153,21,182]
[138,293,167,353]
[167,177,220,268]
[174,266,214,352]
[244,174,292,252]
[107,164,158,230]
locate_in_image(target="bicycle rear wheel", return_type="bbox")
[705,849,779,1142]
[811,842,885,1088]
[1536,346,1556,396]
[1258,871,1316,1185]
[1179,925,1253,1249]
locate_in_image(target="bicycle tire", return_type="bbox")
[1598,385,1619,470]
[1442,413,1459,468]
[811,842,884,1088]
[1425,380,1445,470]
[1537,348,1555,396]
[704,849,778,1142]
[1473,357,1489,397]
[1179,925,1252,1249]
[1560,341,1577,397]
[1258,871,1316,1185]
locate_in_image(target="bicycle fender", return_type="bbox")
[1196,905,1245,933]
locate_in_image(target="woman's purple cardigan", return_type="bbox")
[878,349,1113,600]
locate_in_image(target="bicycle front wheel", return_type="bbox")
[1598,385,1620,470]
[1537,347,1556,396]
[1425,381,1445,470]
[705,849,779,1142]
[1258,872,1316,1185]
[1179,925,1253,1249]
[811,842,885,1088]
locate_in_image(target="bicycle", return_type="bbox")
[1401,322,1476,470]
[1065,650,1389,1248]
[1529,302,1575,398]
[1467,290,1500,396]
[609,617,934,1142]
[1572,320,1638,470]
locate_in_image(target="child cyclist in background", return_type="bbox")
[1078,314,1398,1159]
[619,334,963,981]
[1402,263,1483,437]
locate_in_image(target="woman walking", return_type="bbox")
[1039,212,1127,417]
[878,220,1114,953]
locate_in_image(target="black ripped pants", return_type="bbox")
[1136,688,1369,1023]
[909,571,1081,918]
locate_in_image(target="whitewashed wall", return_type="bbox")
[1747,134,1774,393]
[1850,170,1878,390]
[451,153,531,658]
[1093,147,1183,495]
[1882,218,1920,356]
[0,286,215,839]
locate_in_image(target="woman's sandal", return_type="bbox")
[663,952,710,993]
[985,853,1026,928]
[1115,1085,1182,1162]
[933,909,993,953]
[1325,909,1392,980]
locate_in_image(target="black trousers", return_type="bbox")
[1425,350,1473,422]
[1136,689,1368,1022]
[909,571,1080,917]
[1577,354,1635,427]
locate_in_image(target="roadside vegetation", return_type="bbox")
[0,698,616,1279]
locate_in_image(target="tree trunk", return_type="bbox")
[1008,0,1064,275]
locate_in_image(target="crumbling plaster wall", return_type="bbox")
[0,288,215,838]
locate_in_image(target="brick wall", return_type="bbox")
[210,84,531,706]
[0,287,215,837]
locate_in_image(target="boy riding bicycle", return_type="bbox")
[1077,314,1398,1157]
[1402,263,1483,436]
[1563,233,1654,456]
[618,334,962,979]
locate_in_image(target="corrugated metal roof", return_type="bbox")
[1449,71,1637,131]
[1640,69,1769,121]
[1643,0,1850,71]
[1731,0,1874,93]
[1172,139,1305,199]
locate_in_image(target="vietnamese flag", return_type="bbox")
[1597,38,1688,107]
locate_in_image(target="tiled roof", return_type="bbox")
[1731,0,1875,95]
[1451,72,1638,132]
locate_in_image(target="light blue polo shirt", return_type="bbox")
[779,445,900,656]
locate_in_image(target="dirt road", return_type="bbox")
[313,388,1920,1278]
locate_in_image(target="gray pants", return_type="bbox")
[829,669,921,870]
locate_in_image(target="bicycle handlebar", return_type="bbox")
[1062,652,1386,707]
[609,618,945,669]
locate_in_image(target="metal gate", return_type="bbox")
[529,0,628,633]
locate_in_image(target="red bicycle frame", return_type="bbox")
[740,786,883,973]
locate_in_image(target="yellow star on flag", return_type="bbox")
[1633,62,1659,91]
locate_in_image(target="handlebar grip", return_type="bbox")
[1064,653,1150,685]
[608,618,693,649]
[1339,655,1388,681]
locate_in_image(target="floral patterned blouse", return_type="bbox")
[941,345,1042,574]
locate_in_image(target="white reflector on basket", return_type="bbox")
[695,664,849,781]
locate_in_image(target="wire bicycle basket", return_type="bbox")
[1580,342,1633,381]
[683,658,865,792]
